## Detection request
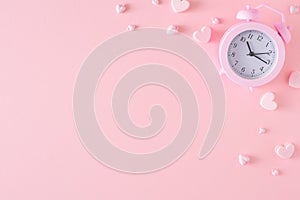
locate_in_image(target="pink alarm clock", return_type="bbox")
[219,4,291,88]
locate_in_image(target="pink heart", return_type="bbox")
[275,143,295,159]
[289,71,300,88]
[171,0,190,13]
[193,26,212,43]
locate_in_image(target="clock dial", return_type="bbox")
[227,30,277,79]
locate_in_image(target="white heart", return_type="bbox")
[152,0,160,5]
[171,0,190,13]
[127,24,136,31]
[166,25,178,35]
[290,5,299,14]
[257,127,267,134]
[260,92,278,111]
[271,169,279,176]
[193,26,212,43]
[289,71,300,88]
[239,154,250,165]
[116,4,126,14]
[275,143,295,159]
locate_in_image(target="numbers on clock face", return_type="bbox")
[227,30,277,79]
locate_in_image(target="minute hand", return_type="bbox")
[253,55,268,64]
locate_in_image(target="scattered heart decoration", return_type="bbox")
[275,143,295,159]
[152,0,160,5]
[127,24,136,31]
[193,26,212,43]
[239,154,250,165]
[290,5,299,14]
[211,17,221,25]
[171,0,190,13]
[260,92,278,111]
[116,4,126,14]
[257,127,267,134]
[166,25,179,35]
[271,169,279,176]
[289,71,300,89]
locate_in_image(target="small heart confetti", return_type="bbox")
[239,154,250,165]
[271,169,279,176]
[257,127,267,134]
[260,92,278,111]
[171,0,190,13]
[127,24,136,31]
[289,71,300,88]
[193,26,212,43]
[116,4,126,14]
[275,143,295,159]
[152,0,160,5]
[166,25,179,35]
[211,17,221,25]
[290,5,299,14]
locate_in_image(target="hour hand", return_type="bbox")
[246,41,255,56]
[246,41,253,53]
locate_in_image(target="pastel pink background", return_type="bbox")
[1,0,300,199]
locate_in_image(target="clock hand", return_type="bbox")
[246,41,253,54]
[251,52,270,56]
[253,55,268,64]
[245,41,269,64]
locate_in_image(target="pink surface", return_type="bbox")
[0,0,300,199]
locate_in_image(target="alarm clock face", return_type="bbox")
[219,22,285,87]
[227,30,277,79]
